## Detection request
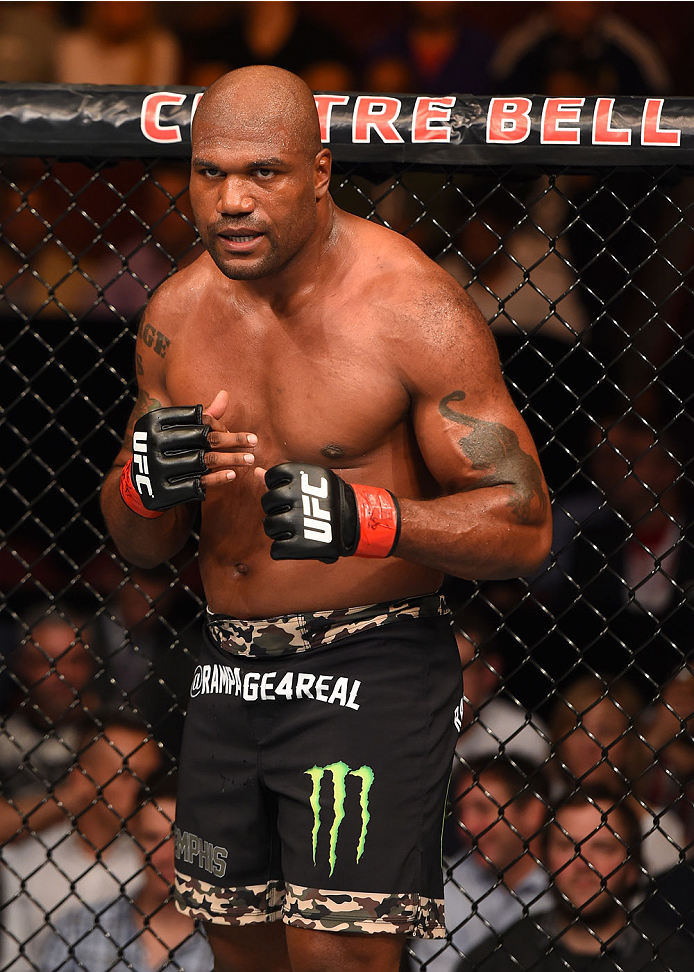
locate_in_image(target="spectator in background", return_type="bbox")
[412,757,550,971]
[0,1,59,81]
[0,600,102,799]
[0,715,161,972]
[97,567,199,756]
[0,163,100,321]
[40,774,214,972]
[548,671,685,876]
[490,4,672,420]
[454,608,550,769]
[490,1,670,97]
[545,413,694,667]
[95,163,200,324]
[641,663,694,849]
[55,1,181,85]
[459,789,692,972]
[183,1,354,90]
[365,1,494,94]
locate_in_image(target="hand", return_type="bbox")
[121,390,258,515]
[259,461,400,562]
[198,390,258,489]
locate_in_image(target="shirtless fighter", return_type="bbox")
[100,66,552,972]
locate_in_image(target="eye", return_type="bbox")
[198,166,223,179]
[253,168,275,180]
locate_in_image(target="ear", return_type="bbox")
[314,148,332,200]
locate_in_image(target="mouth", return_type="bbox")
[217,229,265,253]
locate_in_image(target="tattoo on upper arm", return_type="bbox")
[439,390,547,523]
[138,320,170,359]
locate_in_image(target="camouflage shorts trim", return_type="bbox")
[175,873,284,925]
[174,872,445,938]
[284,883,446,938]
[206,592,449,658]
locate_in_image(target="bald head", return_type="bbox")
[193,65,322,160]
[189,65,332,281]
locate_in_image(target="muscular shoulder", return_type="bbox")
[341,211,497,377]
[144,252,220,334]
[343,210,483,324]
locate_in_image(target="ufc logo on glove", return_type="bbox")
[119,406,211,518]
[132,431,154,497]
[261,462,400,563]
[300,470,333,544]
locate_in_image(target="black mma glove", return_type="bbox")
[119,405,210,517]
[261,462,401,563]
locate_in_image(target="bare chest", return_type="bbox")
[164,313,409,467]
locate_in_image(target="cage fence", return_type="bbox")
[1,87,694,972]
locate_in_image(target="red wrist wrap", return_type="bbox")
[352,484,400,558]
[119,459,163,519]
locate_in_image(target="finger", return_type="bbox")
[202,390,229,424]
[204,450,257,471]
[206,431,258,451]
[201,468,240,488]
[254,466,268,483]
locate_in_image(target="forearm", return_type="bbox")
[100,467,194,568]
[395,488,552,580]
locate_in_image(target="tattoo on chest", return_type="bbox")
[138,320,170,359]
[439,390,547,523]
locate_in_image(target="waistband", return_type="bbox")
[206,593,450,658]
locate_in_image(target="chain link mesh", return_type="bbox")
[2,154,694,971]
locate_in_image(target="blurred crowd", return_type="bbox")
[2,591,694,969]
[3,1,694,970]
[0,0,686,95]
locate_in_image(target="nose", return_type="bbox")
[217,177,254,217]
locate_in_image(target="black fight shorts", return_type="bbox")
[174,593,462,938]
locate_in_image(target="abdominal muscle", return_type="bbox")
[198,537,442,619]
[196,423,443,617]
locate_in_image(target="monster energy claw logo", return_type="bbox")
[305,761,374,876]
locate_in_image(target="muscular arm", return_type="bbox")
[394,281,552,580]
[100,315,195,569]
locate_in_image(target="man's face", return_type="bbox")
[456,773,538,873]
[546,804,635,922]
[190,119,328,280]
[19,620,94,721]
[557,698,632,787]
[78,726,161,821]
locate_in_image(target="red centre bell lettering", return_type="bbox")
[137,92,682,150]
[140,90,203,143]
[314,95,350,143]
[352,97,404,143]
[541,98,584,144]
[593,98,631,145]
[486,96,682,148]
[413,97,456,142]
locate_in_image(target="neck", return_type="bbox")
[556,908,628,955]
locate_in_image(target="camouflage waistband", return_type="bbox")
[206,592,449,658]
[175,872,445,938]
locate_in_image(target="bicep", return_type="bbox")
[407,299,546,511]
